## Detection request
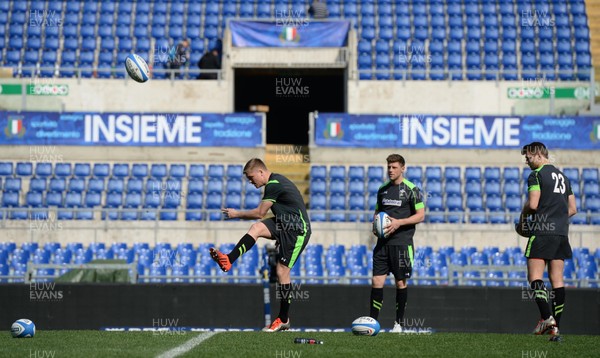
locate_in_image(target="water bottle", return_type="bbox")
[294,338,324,345]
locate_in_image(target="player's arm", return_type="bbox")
[372,192,382,235]
[222,200,273,220]
[521,172,540,216]
[568,194,577,217]
[524,190,541,213]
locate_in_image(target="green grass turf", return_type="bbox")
[1,331,598,358]
[0,331,191,358]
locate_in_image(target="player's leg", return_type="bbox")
[210,220,273,272]
[263,229,309,332]
[548,259,565,333]
[370,245,388,320]
[548,235,570,335]
[526,235,558,334]
[391,245,412,333]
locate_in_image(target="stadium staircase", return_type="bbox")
[587,0,600,101]
[265,144,310,205]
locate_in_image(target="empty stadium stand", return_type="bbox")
[308,164,599,225]
[0,0,592,81]
[1,240,597,287]
[1,161,598,224]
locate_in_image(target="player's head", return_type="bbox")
[386,154,406,182]
[521,142,549,169]
[243,158,270,188]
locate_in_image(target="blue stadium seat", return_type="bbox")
[143,191,161,208]
[33,162,52,178]
[583,183,600,198]
[107,164,128,179]
[444,180,461,197]
[425,166,442,182]
[582,168,599,183]
[185,179,204,195]
[120,178,141,194]
[467,196,486,224]
[84,191,101,208]
[128,164,147,178]
[244,192,261,210]
[427,196,445,223]
[149,164,168,180]
[207,165,224,179]
[465,167,482,182]
[145,178,162,194]
[0,162,13,176]
[206,192,223,221]
[2,191,20,207]
[329,180,345,196]
[4,177,22,192]
[14,162,31,177]
[29,178,46,192]
[71,163,89,178]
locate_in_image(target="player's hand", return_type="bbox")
[372,220,377,236]
[383,218,400,236]
[221,208,238,219]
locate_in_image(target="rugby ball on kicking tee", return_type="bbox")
[11,319,35,338]
[351,316,380,336]
[373,212,392,239]
[124,53,150,83]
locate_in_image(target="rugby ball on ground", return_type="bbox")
[373,212,392,239]
[125,54,150,83]
[11,319,35,338]
[352,316,380,336]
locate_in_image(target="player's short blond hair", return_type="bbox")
[243,158,267,174]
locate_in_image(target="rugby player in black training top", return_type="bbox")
[369,154,424,333]
[210,158,311,332]
[518,142,577,338]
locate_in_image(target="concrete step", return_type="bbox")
[265,144,310,204]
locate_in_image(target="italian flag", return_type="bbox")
[8,119,22,135]
[284,27,297,41]
[328,122,341,137]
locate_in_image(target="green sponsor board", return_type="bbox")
[0,84,23,95]
[27,84,69,96]
[508,86,598,99]
[0,84,69,95]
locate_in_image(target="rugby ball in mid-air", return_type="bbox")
[351,316,380,336]
[373,212,392,239]
[124,54,150,83]
[11,319,35,338]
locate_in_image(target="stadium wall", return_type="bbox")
[0,78,232,113]
[1,284,598,334]
[0,146,265,164]
[347,80,592,115]
[2,222,598,252]
[306,148,600,167]
[0,78,591,116]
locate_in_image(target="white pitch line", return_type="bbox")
[156,332,218,358]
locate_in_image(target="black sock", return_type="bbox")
[531,280,551,320]
[278,283,291,322]
[396,288,408,325]
[227,234,255,263]
[552,287,565,327]
[369,288,384,320]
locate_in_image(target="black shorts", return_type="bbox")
[262,217,310,269]
[372,244,413,279]
[524,235,572,260]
